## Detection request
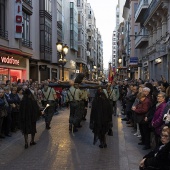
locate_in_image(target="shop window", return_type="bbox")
[0,68,8,82]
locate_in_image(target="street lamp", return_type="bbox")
[56,42,69,81]
[118,58,122,64]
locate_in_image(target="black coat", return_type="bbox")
[19,96,39,134]
[143,142,170,170]
[90,92,112,137]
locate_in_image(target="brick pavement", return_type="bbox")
[0,103,148,170]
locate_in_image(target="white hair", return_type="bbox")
[143,87,150,92]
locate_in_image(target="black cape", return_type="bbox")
[90,91,112,140]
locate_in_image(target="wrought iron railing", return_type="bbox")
[0,29,8,40]
[135,0,149,19]
[22,39,32,48]
[142,0,160,23]
[23,0,32,6]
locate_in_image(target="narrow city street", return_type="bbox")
[0,103,148,170]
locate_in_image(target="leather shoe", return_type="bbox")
[142,146,151,150]
[138,142,145,145]
[0,135,5,138]
[25,143,28,149]
[30,142,37,146]
[126,121,131,124]
[121,118,128,121]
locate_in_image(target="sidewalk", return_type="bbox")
[0,104,148,170]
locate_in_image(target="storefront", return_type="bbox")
[0,54,28,83]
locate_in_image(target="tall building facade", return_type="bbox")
[0,0,103,82]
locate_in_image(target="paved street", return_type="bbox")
[0,104,148,170]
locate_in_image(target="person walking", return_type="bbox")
[19,89,39,149]
[90,88,112,148]
[41,82,57,130]
[66,80,81,132]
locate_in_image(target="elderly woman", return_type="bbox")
[151,92,167,147]
[132,92,151,149]
[139,126,170,170]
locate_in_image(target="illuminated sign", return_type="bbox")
[0,56,20,65]
[15,0,22,38]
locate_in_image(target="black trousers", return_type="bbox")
[139,122,151,147]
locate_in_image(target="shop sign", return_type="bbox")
[130,57,138,65]
[15,0,23,38]
[0,56,19,65]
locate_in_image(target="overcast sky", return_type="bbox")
[87,0,118,69]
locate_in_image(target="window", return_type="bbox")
[45,18,52,46]
[0,0,5,29]
[77,0,80,7]
[45,0,52,15]
[22,11,31,47]
[22,12,30,41]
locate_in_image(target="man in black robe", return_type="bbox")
[90,88,112,148]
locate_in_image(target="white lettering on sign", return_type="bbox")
[1,56,20,65]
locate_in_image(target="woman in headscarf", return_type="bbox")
[90,87,112,148]
[19,89,39,149]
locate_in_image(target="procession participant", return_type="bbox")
[103,83,115,136]
[19,89,39,149]
[90,88,112,148]
[41,82,57,130]
[66,80,81,132]
[80,88,88,121]
[111,81,120,116]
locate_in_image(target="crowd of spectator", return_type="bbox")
[118,78,170,169]
[0,78,67,140]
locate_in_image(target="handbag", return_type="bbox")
[163,109,170,125]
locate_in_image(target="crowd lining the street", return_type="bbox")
[1,76,170,169]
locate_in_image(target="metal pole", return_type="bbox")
[62,64,64,81]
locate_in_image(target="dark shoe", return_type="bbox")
[69,124,72,131]
[5,134,12,137]
[142,146,150,150]
[108,129,113,136]
[138,142,145,145]
[126,121,131,124]
[121,118,128,121]
[73,128,78,132]
[127,124,134,127]
[99,144,104,148]
[82,118,86,121]
[0,135,5,138]
[76,125,82,128]
[30,142,37,146]
[103,144,107,148]
[25,143,28,149]
[46,123,51,130]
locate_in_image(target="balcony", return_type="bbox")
[0,29,8,40]
[143,0,166,25]
[135,28,148,48]
[135,0,149,23]
[22,39,32,48]
[23,0,33,15]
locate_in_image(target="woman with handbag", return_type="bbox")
[0,89,8,138]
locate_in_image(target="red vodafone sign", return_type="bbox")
[15,0,22,38]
